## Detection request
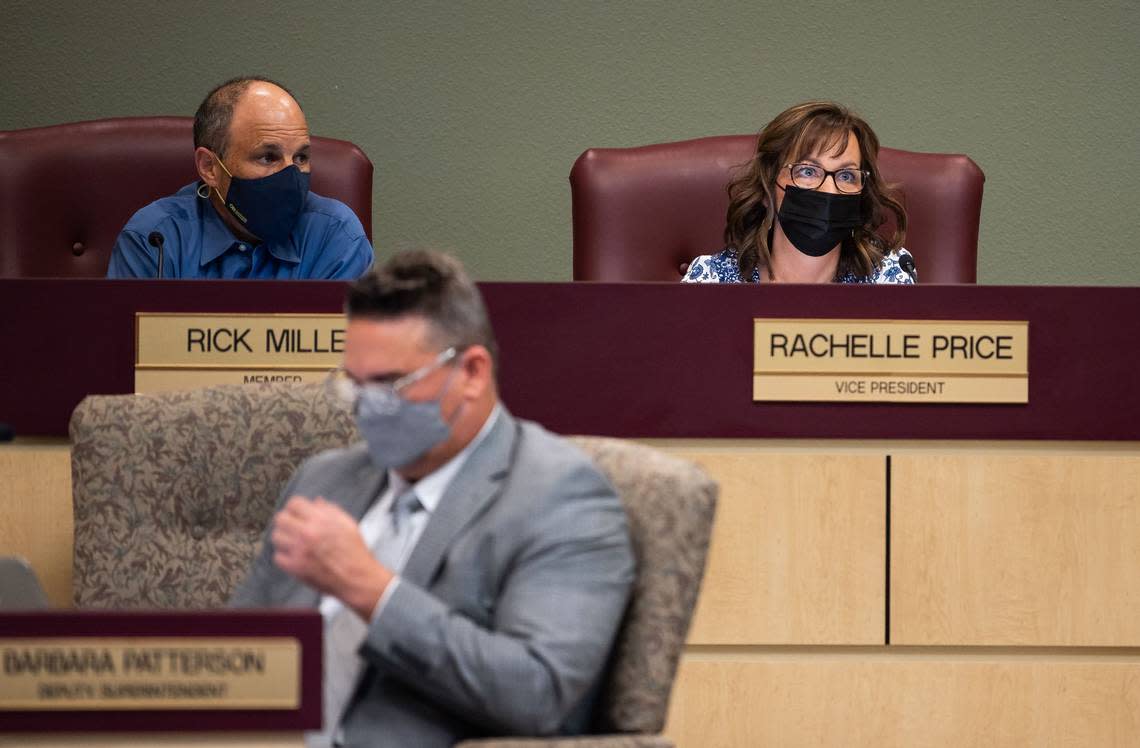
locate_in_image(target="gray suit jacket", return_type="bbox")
[230,409,635,747]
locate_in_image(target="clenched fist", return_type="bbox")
[271,496,393,620]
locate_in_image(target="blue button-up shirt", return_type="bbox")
[107,182,374,279]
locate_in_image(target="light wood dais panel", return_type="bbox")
[891,455,1140,645]
[671,452,886,645]
[664,651,1140,747]
[0,444,73,607]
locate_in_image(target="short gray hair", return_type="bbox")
[346,249,499,368]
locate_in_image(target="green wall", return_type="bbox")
[4,0,1137,284]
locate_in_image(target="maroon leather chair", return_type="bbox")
[571,135,984,283]
[0,117,373,278]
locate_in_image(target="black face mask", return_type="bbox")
[776,185,864,257]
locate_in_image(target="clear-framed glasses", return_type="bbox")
[324,346,459,413]
[786,163,868,194]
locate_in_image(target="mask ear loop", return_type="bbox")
[211,151,234,178]
[197,151,233,200]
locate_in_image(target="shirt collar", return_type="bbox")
[196,184,303,266]
[387,404,503,515]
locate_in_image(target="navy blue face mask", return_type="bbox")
[209,157,310,245]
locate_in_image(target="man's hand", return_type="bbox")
[271,496,393,621]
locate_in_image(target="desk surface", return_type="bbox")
[2,279,1137,439]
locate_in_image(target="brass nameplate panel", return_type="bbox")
[753,319,1029,403]
[0,637,300,710]
[135,313,347,394]
[137,313,346,368]
[135,368,330,395]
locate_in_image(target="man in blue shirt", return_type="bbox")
[107,77,374,279]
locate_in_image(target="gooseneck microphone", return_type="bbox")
[899,252,917,283]
[147,231,166,278]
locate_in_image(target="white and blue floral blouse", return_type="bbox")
[682,247,916,284]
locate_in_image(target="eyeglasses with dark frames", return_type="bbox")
[785,163,868,194]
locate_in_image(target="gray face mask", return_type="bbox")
[349,348,460,471]
[355,389,453,471]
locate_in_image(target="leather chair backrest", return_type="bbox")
[570,134,984,283]
[0,117,373,278]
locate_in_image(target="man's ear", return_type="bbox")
[195,147,223,189]
[460,345,494,398]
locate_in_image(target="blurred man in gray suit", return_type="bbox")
[230,249,635,748]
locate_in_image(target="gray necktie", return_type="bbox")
[312,487,423,748]
[387,488,423,540]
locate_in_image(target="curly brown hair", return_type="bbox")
[724,101,907,282]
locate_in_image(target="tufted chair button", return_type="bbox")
[190,524,207,540]
[72,242,86,256]
[678,261,690,277]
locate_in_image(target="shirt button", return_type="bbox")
[238,244,248,251]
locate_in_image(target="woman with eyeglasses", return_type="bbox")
[683,101,914,284]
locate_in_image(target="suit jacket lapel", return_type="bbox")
[401,409,517,589]
[341,456,389,521]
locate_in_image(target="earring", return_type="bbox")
[196,183,211,199]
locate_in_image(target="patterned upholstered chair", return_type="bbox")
[69,384,718,747]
